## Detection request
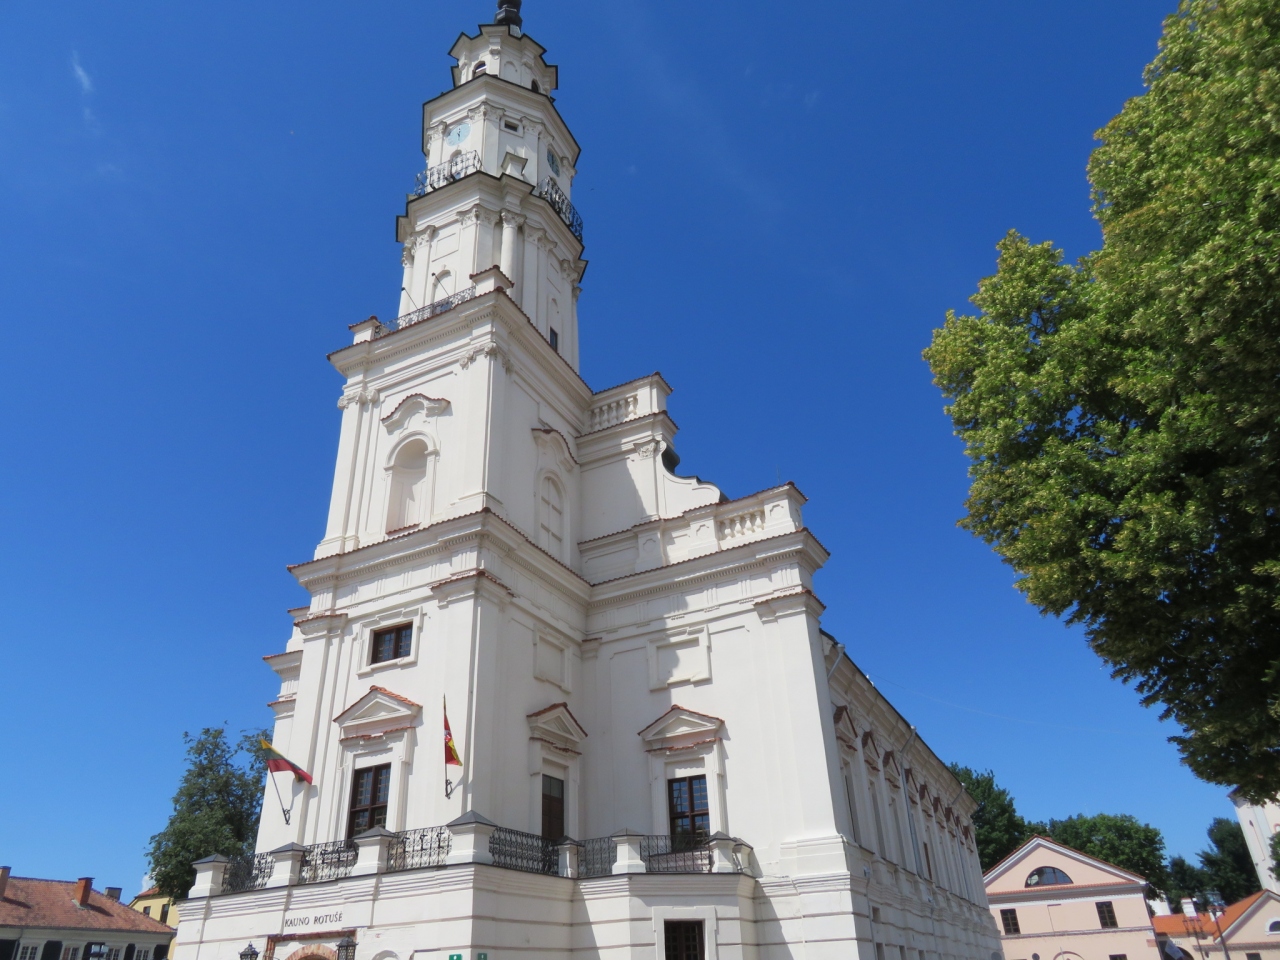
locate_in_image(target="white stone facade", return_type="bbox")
[1233,793,1280,895]
[175,11,1002,960]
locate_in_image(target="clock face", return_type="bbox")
[546,148,561,176]
[445,122,471,147]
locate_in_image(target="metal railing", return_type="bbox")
[578,837,617,878]
[489,826,559,876]
[639,834,715,874]
[395,285,477,330]
[412,152,481,196]
[387,826,451,872]
[222,853,273,894]
[299,839,358,884]
[532,177,584,242]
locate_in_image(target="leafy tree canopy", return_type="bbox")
[949,764,1039,870]
[1167,854,1210,910]
[1046,813,1169,893]
[146,728,267,901]
[923,0,1280,797]
[1198,817,1261,903]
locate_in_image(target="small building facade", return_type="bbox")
[1154,891,1280,960]
[984,837,1159,960]
[125,894,176,932]
[0,870,174,960]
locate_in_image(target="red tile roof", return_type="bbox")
[0,878,175,935]
[1152,892,1265,939]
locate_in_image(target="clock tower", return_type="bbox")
[396,0,585,369]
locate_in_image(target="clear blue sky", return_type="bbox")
[0,0,1232,895]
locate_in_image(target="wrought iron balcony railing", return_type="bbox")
[221,852,273,894]
[578,837,617,879]
[387,826,451,872]
[639,834,715,874]
[412,152,481,197]
[489,826,559,875]
[532,177,584,242]
[394,285,478,331]
[299,839,358,884]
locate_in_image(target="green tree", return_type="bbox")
[1198,817,1261,904]
[923,0,1280,797]
[948,763,1037,870]
[147,728,268,900]
[1269,832,1280,880]
[1167,854,1209,911]
[1047,813,1169,893]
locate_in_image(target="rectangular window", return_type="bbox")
[1000,909,1021,935]
[668,775,710,839]
[541,774,565,840]
[61,949,79,960]
[663,921,704,960]
[158,904,169,925]
[503,120,520,132]
[1110,955,1129,960]
[18,948,40,960]
[141,908,150,918]
[1096,901,1118,929]
[347,763,392,837]
[1246,954,1261,960]
[136,952,150,960]
[549,328,559,352]
[923,842,933,880]
[371,624,412,664]
[106,949,121,960]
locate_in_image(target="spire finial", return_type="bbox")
[495,0,522,27]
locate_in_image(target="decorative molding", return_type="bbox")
[460,342,511,371]
[381,393,451,430]
[338,387,379,410]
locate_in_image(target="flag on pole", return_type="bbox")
[444,699,462,767]
[259,739,314,784]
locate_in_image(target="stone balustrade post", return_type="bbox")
[353,827,397,876]
[610,830,646,875]
[709,832,739,873]
[188,854,229,899]
[445,811,497,866]
[556,838,580,879]
[267,843,307,888]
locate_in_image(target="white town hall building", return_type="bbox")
[174,4,1002,960]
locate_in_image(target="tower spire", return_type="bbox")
[494,0,522,28]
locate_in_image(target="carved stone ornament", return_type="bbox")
[381,393,451,430]
[501,211,526,228]
[337,387,380,410]
[460,342,511,372]
[633,439,662,460]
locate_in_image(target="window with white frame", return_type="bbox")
[62,948,80,960]
[18,946,40,960]
[136,950,150,960]
[106,949,122,960]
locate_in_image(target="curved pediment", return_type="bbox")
[382,393,451,431]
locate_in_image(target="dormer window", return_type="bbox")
[1025,866,1073,886]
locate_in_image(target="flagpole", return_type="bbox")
[269,770,292,825]
[444,695,454,799]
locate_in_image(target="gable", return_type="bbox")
[638,704,723,748]
[527,702,588,750]
[985,836,1145,894]
[334,685,422,739]
[1221,891,1276,942]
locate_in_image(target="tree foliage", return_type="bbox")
[1046,813,1169,893]
[923,0,1280,797]
[948,764,1039,870]
[1167,854,1210,909]
[146,728,268,901]
[1198,817,1261,903]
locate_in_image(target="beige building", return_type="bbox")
[984,837,1159,960]
[125,892,176,932]
[1154,891,1280,960]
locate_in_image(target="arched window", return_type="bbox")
[387,438,432,532]
[1025,866,1073,887]
[473,61,487,77]
[539,476,564,559]
[530,79,540,93]
[1268,919,1280,934]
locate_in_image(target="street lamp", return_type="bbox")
[337,937,357,960]
[239,945,259,960]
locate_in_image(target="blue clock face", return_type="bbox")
[546,148,561,176]
[445,122,471,147]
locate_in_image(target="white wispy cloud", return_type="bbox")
[71,52,93,95]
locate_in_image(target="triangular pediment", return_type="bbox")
[527,702,588,748]
[638,705,723,745]
[334,685,422,736]
[984,835,1146,890]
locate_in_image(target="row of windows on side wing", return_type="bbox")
[999,902,1118,936]
[11,946,161,960]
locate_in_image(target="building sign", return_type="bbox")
[282,911,344,930]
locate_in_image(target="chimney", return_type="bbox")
[1181,898,1199,918]
[74,878,93,907]
[0,866,10,900]
[105,887,122,902]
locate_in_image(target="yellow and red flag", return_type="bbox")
[444,699,462,767]
[259,739,314,784]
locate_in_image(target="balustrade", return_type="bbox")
[588,394,639,432]
[718,507,766,541]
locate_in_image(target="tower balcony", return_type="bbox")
[195,819,753,898]
[411,151,481,197]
